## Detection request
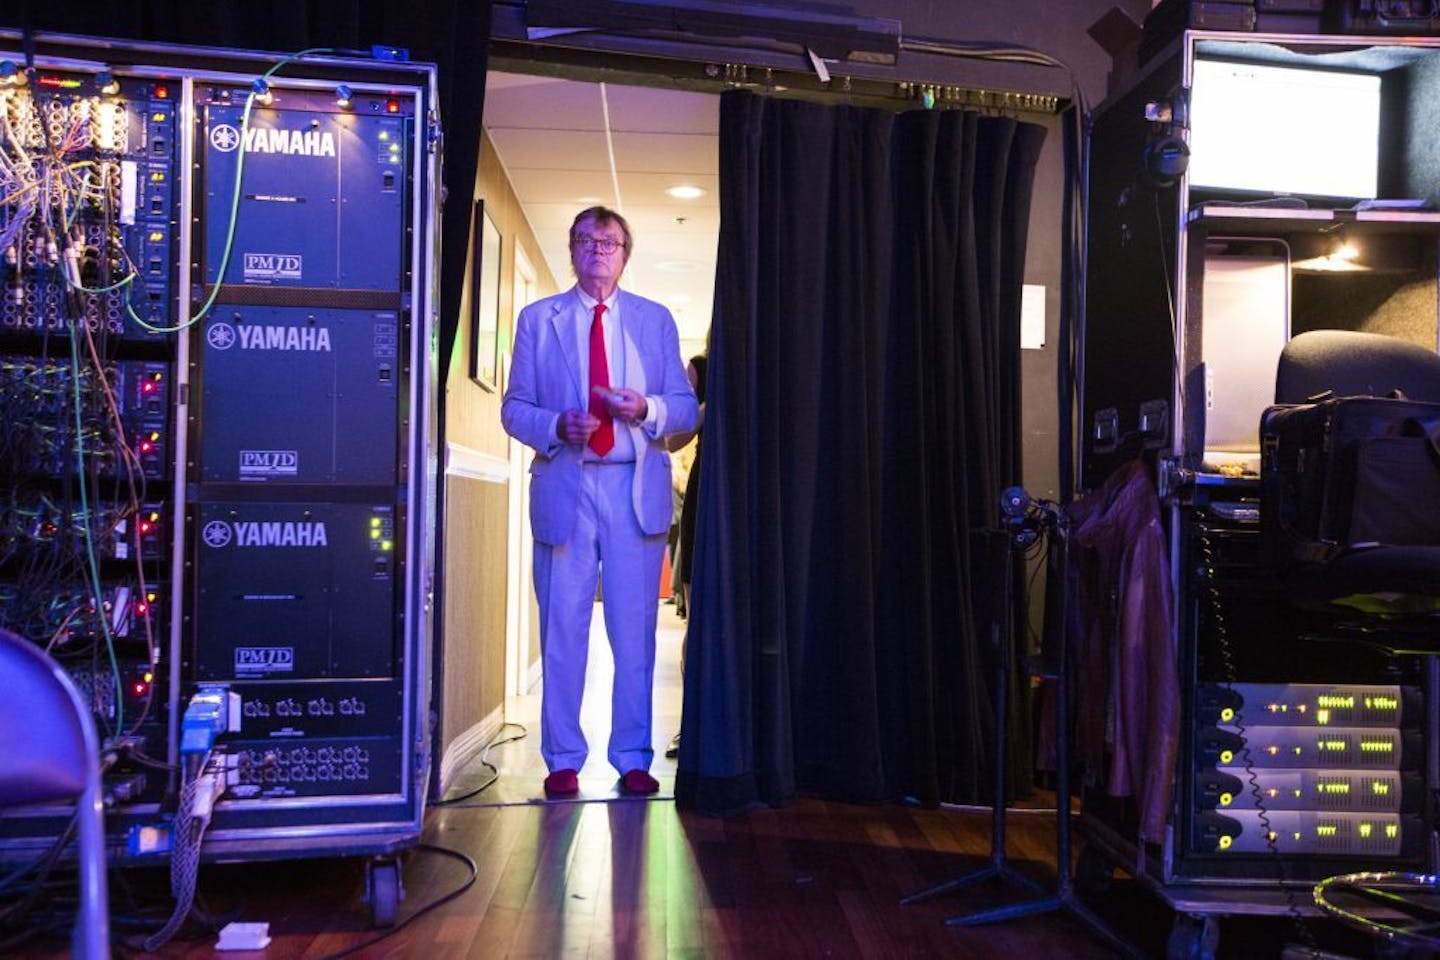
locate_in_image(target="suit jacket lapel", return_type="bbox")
[548,293,582,404]
[617,293,649,469]
[618,291,648,397]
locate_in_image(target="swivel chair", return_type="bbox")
[1259,329,1440,950]
[0,629,111,959]
[1261,328,1440,646]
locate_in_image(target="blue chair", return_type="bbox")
[0,629,111,959]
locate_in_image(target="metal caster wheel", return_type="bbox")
[364,856,404,928]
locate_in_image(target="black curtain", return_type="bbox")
[676,91,1046,813]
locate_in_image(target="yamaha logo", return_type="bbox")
[207,322,237,351]
[243,126,337,157]
[202,520,233,548]
[210,124,241,153]
[235,323,331,352]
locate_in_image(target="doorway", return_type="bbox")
[484,69,718,791]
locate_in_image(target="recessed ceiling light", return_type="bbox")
[665,185,706,200]
[655,260,700,272]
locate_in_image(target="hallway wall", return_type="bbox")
[438,130,558,791]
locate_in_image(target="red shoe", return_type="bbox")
[621,769,659,795]
[544,768,579,796]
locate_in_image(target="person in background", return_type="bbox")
[664,345,707,758]
[501,206,699,797]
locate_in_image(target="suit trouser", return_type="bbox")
[533,461,664,774]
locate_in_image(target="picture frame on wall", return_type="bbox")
[470,200,503,391]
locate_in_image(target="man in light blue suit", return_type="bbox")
[502,206,699,797]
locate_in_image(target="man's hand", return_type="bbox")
[556,409,600,445]
[603,387,648,424]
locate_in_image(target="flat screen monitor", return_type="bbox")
[1188,58,1382,202]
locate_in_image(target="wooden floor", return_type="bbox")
[13,604,1377,958]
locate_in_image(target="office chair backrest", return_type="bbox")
[0,634,90,803]
[1275,329,1440,405]
[0,630,112,959]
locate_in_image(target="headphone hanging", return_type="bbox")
[1143,134,1190,188]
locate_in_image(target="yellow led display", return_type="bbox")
[1220,708,1234,722]
[1386,824,1399,838]
[1372,782,1391,795]
[1218,836,1232,850]
[1317,695,1355,708]
[1317,739,1347,752]
[1220,750,1234,764]
[1219,792,1232,806]
[1316,709,1330,725]
[1318,782,1350,794]
[1359,823,1373,838]
[1360,740,1394,753]
[1365,695,1399,710]
[1316,824,1338,836]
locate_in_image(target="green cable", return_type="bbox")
[67,323,122,737]
[126,45,336,334]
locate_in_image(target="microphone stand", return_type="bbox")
[901,490,1139,958]
[900,524,1044,908]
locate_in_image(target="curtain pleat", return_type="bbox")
[677,91,1046,812]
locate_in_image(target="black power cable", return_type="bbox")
[318,843,479,960]
[430,722,529,807]
[1197,522,1321,955]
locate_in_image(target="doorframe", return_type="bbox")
[504,243,540,703]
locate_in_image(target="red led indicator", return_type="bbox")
[142,382,156,394]
[139,441,154,454]
[154,84,169,99]
[132,683,147,696]
[138,521,153,534]
[135,602,149,615]
[386,98,400,113]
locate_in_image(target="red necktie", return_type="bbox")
[587,303,614,456]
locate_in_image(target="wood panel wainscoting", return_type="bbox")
[439,443,512,796]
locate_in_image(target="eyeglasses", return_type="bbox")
[574,235,624,253]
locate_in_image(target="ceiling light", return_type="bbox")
[665,185,706,200]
